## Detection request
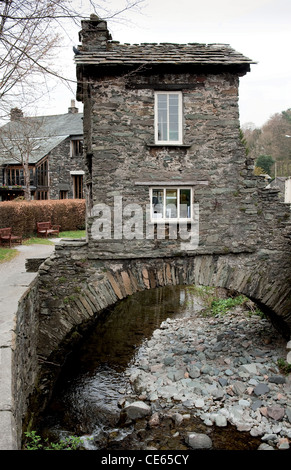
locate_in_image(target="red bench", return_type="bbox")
[0,228,22,248]
[37,221,61,238]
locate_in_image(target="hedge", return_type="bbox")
[0,199,86,237]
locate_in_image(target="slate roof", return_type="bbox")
[0,112,83,165]
[75,42,255,68]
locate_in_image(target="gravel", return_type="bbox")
[125,304,291,450]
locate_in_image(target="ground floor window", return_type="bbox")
[37,190,48,200]
[59,190,68,199]
[4,166,34,186]
[151,187,192,221]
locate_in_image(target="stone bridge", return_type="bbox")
[36,235,291,366]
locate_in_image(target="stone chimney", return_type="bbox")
[68,99,78,114]
[78,14,112,51]
[10,107,24,121]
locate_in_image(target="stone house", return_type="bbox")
[0,102,84,201]
[75,17,282,258]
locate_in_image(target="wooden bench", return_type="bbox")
[0,228,22,248]
[36,221,61,238]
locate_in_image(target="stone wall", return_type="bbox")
[48,138,84,200]
[10,279,40,449]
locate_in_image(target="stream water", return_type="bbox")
[36,286,262,450]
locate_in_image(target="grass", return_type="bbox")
[277,358,291,375]
[23,230,86,245]
[187,285,264,317]
[0,230,86,263]
[23,237,55,245]
[59,230,86,238]
[0,247,19,264]
[210,295,248,316]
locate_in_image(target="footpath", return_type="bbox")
[0,242,57,450]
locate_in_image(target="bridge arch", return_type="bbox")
[37,245,291,365]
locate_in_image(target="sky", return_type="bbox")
[32,0,291,129]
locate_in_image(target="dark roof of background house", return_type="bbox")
[0,111,83,165]
[75,42,255,67]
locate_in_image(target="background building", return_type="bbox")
[0,101,84,201]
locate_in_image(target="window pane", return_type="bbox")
[157,94,168,141]
[166,189,177,218]
[180,189,191,218]
[152,189,164,218]
[169,94,179,141]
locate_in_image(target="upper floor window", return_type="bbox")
[155,92,183,144]
[71,139,83,157]
[151,187,192,222]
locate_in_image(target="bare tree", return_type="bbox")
[0,111,45,200]
[0,0,145,119]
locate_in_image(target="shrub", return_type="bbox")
[23,431,84,450]
[0,199,86,237]
[210,295,247,316]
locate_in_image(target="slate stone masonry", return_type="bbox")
[75,18,291,261]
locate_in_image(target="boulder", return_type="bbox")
[124,401,151,420]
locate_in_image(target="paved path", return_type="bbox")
[0,242,57,450]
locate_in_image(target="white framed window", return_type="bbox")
[150,187,192,222]
[154,91,183,144]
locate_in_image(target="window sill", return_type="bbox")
[149,219,194,224]
[135,181,209,186]
[146,143,192,148]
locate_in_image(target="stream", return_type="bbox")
[36,285,263,450]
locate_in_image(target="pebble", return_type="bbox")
[126,304,291,449]
[186,432,212,450]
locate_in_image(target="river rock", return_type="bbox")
[277,437,290,449]
[185,432,212,450]
[148,412,160,427]
[253,383,270,396]
[187,364,200,378]
[124,401,151,420]
[232,381,246,395]
[215,415,227,427]
[258,443,274,450]
[267,406,285,421]
[268,375,286,384]
[239,363,260,375]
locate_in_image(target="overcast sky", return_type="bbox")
[34,0,291,129]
